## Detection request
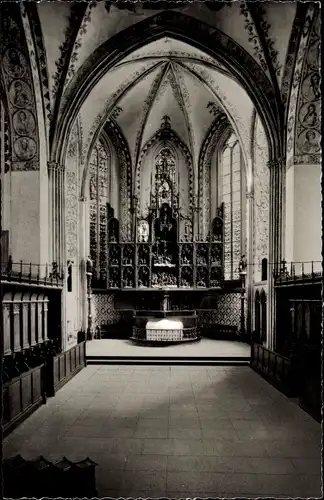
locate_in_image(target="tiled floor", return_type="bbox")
[3,365,322,498]
[86,338,251,358]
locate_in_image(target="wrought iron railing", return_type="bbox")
[1,259,64,288]
[274,260,322,284]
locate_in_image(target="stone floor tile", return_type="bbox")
[125,454,167,471]
[167,455,214,472]
[117,470,167,492]
[203,438,268,457]
[142,438,174,455]
[173,438,206,456]
[3,363,321,498]
[111,437,144,455]
[261,439,321,458]
[168,427,202,439]
[166,471,222,493]
[135,427,168,438]
[290,457,322,475]
[137,417,168,427]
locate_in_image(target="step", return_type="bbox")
[86,357,250,366]
[86,355,250,361]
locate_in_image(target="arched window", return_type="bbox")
[154,147,176,208]
[220,133,242,279]
[89,141,110,279]
[261,258,268,281]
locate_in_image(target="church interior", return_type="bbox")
[0,1,322,498]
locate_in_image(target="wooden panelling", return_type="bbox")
[47,342,86,397]
[3,365,45,437]
[3,344,86,437]
[251,343,296,397]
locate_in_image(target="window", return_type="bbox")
[261,258,268,281]
[154,147,176,208]
[220,133,242,279]
[89,141,110,279]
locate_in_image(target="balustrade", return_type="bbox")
[275,260,321,284]
[1,260,64,287]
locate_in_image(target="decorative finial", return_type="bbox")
[161,115,171,128]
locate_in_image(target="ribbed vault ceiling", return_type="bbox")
[80,37,254,170]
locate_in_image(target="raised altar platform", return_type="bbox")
[132,310,198,344]
[131,290,199,344]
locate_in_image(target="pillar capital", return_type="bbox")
[47,161,65,173]
[246,190,254,200]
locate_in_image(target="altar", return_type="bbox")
[88,142,231,346]
[131,290,199,344]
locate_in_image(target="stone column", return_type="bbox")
[246,191,254,340]
[267,158,284,351]
[80,197,88,332]
[48,162,65,265]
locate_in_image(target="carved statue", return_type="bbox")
[90,176,96,200]
[238,255,248,273]
[154,203,177,242]
[86,256,93,275]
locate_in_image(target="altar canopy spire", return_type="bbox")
[161,115,171,129]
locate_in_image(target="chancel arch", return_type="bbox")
[1,2,322,442]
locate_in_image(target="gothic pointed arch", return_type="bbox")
[198,112,230,239]
[103,118,132,239]
[81,117,132,241]
[53,10,282,165]
[22,2,52,145]
[136,121,193,209]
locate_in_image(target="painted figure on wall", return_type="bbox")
[13,110,35,136]
[14,136,36,160]
[310,73,321,100]
[301,103,318,127]
[302,130,320,153]
[9,80,31,108]
[3,48,25,78]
